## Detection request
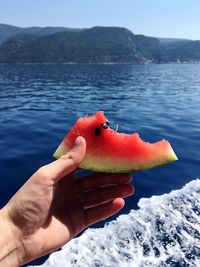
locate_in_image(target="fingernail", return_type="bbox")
[74,136,83,147]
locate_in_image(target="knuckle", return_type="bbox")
[66,151,79,169]
[36,166,52,181]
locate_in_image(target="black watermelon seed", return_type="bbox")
[95,127,101,136]
[101,123,108,129]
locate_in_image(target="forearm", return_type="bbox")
[0,207,22,267]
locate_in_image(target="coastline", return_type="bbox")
[1,61,200,65]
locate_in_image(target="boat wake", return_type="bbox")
[31,179,200,267]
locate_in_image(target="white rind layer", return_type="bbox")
[53,142,177,173]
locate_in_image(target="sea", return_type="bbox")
[0,63,200,266]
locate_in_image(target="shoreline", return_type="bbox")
[1,61,200,65]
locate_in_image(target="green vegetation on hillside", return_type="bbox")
[0,24,199,63]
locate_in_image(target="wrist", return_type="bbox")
[0,206,24,267]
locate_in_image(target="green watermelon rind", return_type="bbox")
[53,144,178,173]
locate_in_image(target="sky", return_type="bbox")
[1,0,200,40]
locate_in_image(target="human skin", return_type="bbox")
[0,136,134,266]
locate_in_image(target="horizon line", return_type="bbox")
[0,22,196,41]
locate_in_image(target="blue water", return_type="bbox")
[37,179,200,267]
[0,63,200,265]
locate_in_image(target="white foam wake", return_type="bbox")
[31,179,200,267]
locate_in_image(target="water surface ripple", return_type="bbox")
[0,63,200,265]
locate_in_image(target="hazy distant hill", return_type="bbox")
[0,24,200,63]
[0,23,81,44]
[158,37,191,45]
[160,40,200,62]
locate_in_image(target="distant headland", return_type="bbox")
[0,23,200,63]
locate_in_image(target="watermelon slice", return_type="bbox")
[53,111,178,173]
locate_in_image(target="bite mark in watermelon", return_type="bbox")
[53,111,178,173]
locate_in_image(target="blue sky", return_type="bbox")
[1,0,200,40]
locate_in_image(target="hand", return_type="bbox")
[0,136,134,266]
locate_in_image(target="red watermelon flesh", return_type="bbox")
[53,111,178,173]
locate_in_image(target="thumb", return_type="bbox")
[42,136,86,183]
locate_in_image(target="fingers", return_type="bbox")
[83,183,134,208]
[82,175,134,227]
[79,173,132,191]
[37,136,86,184]
[84,198,125,228]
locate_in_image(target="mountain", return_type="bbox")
[0,23,81,44]
[160,40,200,62]
[0,24,200,63]
[0,27,145,63]
[158,37,191,45]
[0,26,164,63]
